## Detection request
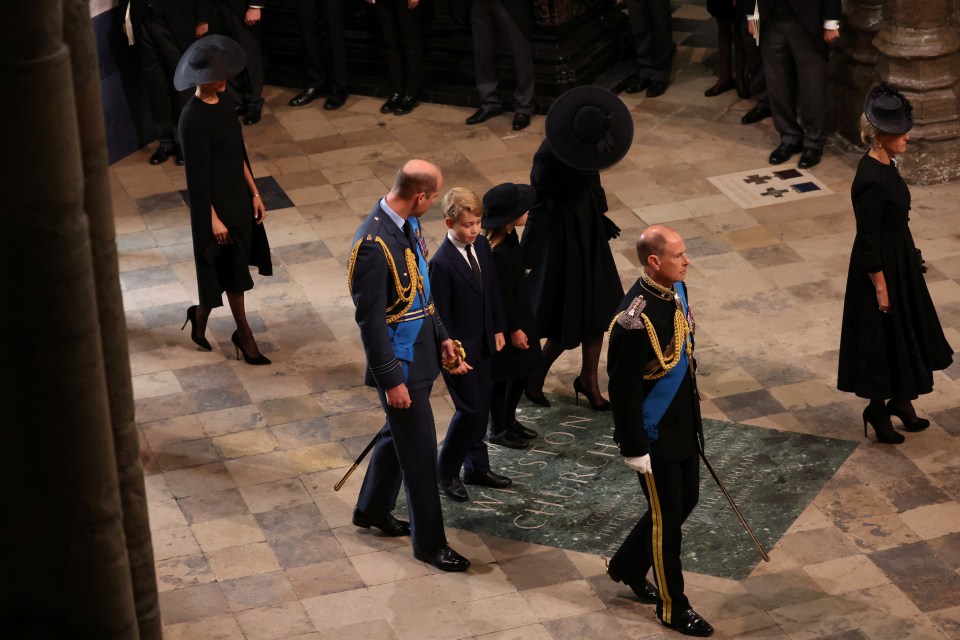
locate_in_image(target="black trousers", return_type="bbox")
[375,0,425,96]
[215,6,264,108]
[608,454,700,625]
[438,356,492,477]
[761,11,828,149]
[626,0,675,82]
[356,384,447,551]
[740,14,767,107]
[470,0,535,113]
[295,0,348,90]
[136,8,191,147]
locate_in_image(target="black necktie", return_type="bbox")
[465,243,482,289]
[402,220,418,253]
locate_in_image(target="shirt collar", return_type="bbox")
[446,230,469,250]
[380,197,406,230]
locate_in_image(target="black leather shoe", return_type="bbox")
[704,77,735,97]
[149,145,175,165]
[324,87,348,110]
[609,572,659,604]
[233,103,245,116]
[512,113,531,131]
[658,608,714,637]
[769,143,803,165]
[413,544,471,572]
[646,81,668,98]
[174,147,184,166]
[624,78,650,94]
[797,147,823,169]
[352,508,410,536]
[439,473,469,502]
[463,469,513,489]
[380,93,401,114]
[466,105,503,125]
[489,430,529,450]
[243,104,262,126]
[741,103,772,125]
[508,421,538,439]
[289,87,321,107]
[394,95,420,116]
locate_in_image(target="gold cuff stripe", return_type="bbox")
[645,472,672,624]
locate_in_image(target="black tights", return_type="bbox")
[530,332,607,402]
[195,291,263,357]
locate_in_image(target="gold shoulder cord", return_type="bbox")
[346,236,424,323]
[607,311,625,334]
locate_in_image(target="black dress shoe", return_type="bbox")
[463,469,513,489]
[488,430,529,450]
[741,103,772,125]
[413,544,471,572]
[769,142,803,165]
[234,103,245,116]
[624,78,650,94]
[289,87,321,107]
[508,421,538,440]
[466,105,503,125]
[149,145,175,165]
[512,113,531,131]
[380,93,401,114]
[646,81,668,98]
[439,473,469,502]
[394,95,420,116]
[608,571,659,604]
[324,87,348,110]
[175,148,184,166]
[352,508,410,536]
[736,83,750,100]
[243,104,262,126]
[704,77,735,97]
[797,147,823,169]
[658,607,714,637]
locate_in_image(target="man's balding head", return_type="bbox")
[637,225,677,266]
[637,225,688,285]
[392,159,442,201]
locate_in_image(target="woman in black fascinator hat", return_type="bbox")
[837,83,953,443]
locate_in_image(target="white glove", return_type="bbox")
[624,454,652,475]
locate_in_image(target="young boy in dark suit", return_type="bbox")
[430,187,513,502]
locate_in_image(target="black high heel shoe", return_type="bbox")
[886,401,930,432]
[573,377,611,411]
[524,379,551,407]
[181,305,212,351]
[863,405,904,444]
[231,330,271,365]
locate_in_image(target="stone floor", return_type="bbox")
[113,8,960,640]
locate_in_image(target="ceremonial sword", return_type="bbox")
[699,447,770,562]
[334,432,381,491]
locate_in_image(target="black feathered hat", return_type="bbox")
[481,183,537,229]
[174,35,246,91]
[864,83,913,135]
[544,86,634,171]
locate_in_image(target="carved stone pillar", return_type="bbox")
[874,0,960,184]
[834,0,884,141]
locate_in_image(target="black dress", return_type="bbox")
[490,230,543,381]
[520,140,624,349]
[179,94,272,309]
[837,154,953,399]
[707,0,736,20]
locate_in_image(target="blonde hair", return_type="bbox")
[484,226,509,248]
[859,113,880,147]
[441,187,483,222]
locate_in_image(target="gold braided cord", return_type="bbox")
[347,238,363,294]
[640,272,675,301]
[607,311,625,334]
[640,308,691,380]
[346,236,424,324]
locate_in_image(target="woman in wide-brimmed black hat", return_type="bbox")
[520,86,634,410]
[837,83,953,443]
[176,35,274,364]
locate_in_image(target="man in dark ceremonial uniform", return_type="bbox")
[605,225,713,638]
[347,159,471,572]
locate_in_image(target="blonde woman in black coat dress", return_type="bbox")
[175,36,273,364]
[837,84,953,443]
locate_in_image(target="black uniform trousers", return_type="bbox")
[215,5,264,108]
[761,11,828,150]
[626,0,675,83]
[471,0,535,114]
[438,356,492,478]
[295,0,348,91]
[136,8,191,147]
[608,454,700,625]
[357,383,447,551]
[740,16,767,107]
[376,0,425,97]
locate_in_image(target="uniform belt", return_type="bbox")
[392,302,434,324]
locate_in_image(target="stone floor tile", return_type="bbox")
[225,450,301,487]
[235,601,316,640]
[497,549,583,591]
[332,522,411,556]
[803,555,891,595]
[198,404,267,437]
[349,546,434,586]
[898,502,960,540]
[214,428,280,459]
[164,461,237,498]
[301,588,385,630]
[383,604,472,640]
[775,525,863,566]
[259,394,325,426]
[767,594,871,640]
[286,441,354,474]
[835,514,923,553]
[151,524,202,561]
[929,604,960,639]
[434,564,517,604]
[159,582,230,624]
[541,608,629,639]
[220,569,299,612]
[155,553,216,592]
[285,557,365,599]
[267,529,346,569]
[709,611,790,639]
[742,568,827,611]
[192,514,265,552]
[239,478,314,514]
[148,497,187,530]
[311,619,398,640]
[207,541,282,581]
[520,579,607,622]
[155,437,223,470]
[162,613,245,640]
[178,488,251,525]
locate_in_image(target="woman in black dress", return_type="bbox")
[838,84,953,443]
[521,87,633,410]
[174,35,273,364]
[704,0,746,98]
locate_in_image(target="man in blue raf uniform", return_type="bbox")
[605,225,714,637]
[347,159,471,572]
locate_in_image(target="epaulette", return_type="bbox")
[617,295,647,330]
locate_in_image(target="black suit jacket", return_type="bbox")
[756,0,841,52]
[350,204,448,391]
[429,234,506,363]
[126,0,199,51]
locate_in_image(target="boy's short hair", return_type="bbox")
[441,187,483,221]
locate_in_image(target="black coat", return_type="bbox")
[837,155,953,399]
[755,0,841,55]
[521,140,624,348]
[126,0,199,51]
[489,230,543,381]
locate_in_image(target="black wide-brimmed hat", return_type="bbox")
[544,86,634,171]
[863,83,913,135]
[481,183,537,229]
[174,35,246,91]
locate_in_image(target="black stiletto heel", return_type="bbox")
[863,406,904,444]
[231,330,271,365]
[573,377,611,411]
[886,401,930,432]
[182,305,212,351]
[524,377,551,407]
